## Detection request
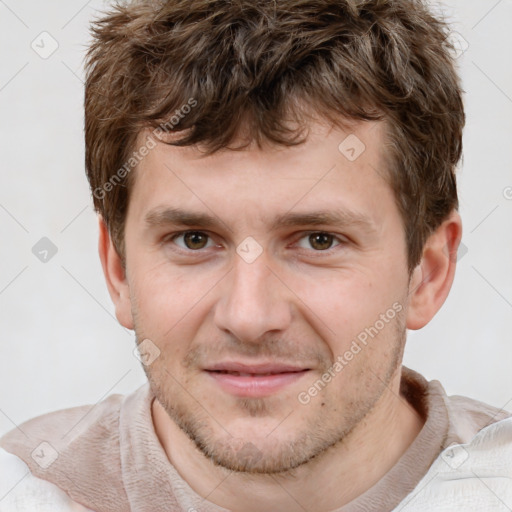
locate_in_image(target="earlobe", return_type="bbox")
[406,210,463,330]
[97,216,134,330]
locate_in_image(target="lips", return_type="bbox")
[204,362,310,397]
[215,371,291,377]
[207,362,308,374]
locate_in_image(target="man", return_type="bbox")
[1,0,511,510]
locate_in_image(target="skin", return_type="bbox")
[99,118,462,511]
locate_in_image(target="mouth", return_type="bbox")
[204,362,311,397]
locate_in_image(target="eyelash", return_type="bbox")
[164,230,347,257]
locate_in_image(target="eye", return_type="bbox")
[169,231,216,251]
[165,230,346,255]
[296,232,343,252]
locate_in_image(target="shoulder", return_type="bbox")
[0,392,125,467]
[0,447,94,511]
[398,417,512,510]
[443,391,512,443]
[0,392,129,511]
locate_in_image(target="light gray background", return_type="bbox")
[0,0,511,437]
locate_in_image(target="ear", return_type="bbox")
[98,215,134,330]
[406,210,463,330]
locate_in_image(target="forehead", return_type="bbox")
[126,118,395,229]
[132,117,388,179]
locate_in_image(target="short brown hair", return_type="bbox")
[84,0,465,274]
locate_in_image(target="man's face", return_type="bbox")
[122,119,413,473]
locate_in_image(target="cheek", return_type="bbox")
[130,263,218,340]
[286,269,399,338]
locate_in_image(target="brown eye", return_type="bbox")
[308,232,335,251]
[181,231,210,250]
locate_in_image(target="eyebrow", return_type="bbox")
[144,206,377,234]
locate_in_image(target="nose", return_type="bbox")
[213,250,293,344]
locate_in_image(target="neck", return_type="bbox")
[152,367,424,512]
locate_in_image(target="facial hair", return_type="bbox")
[134,305,407,475]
